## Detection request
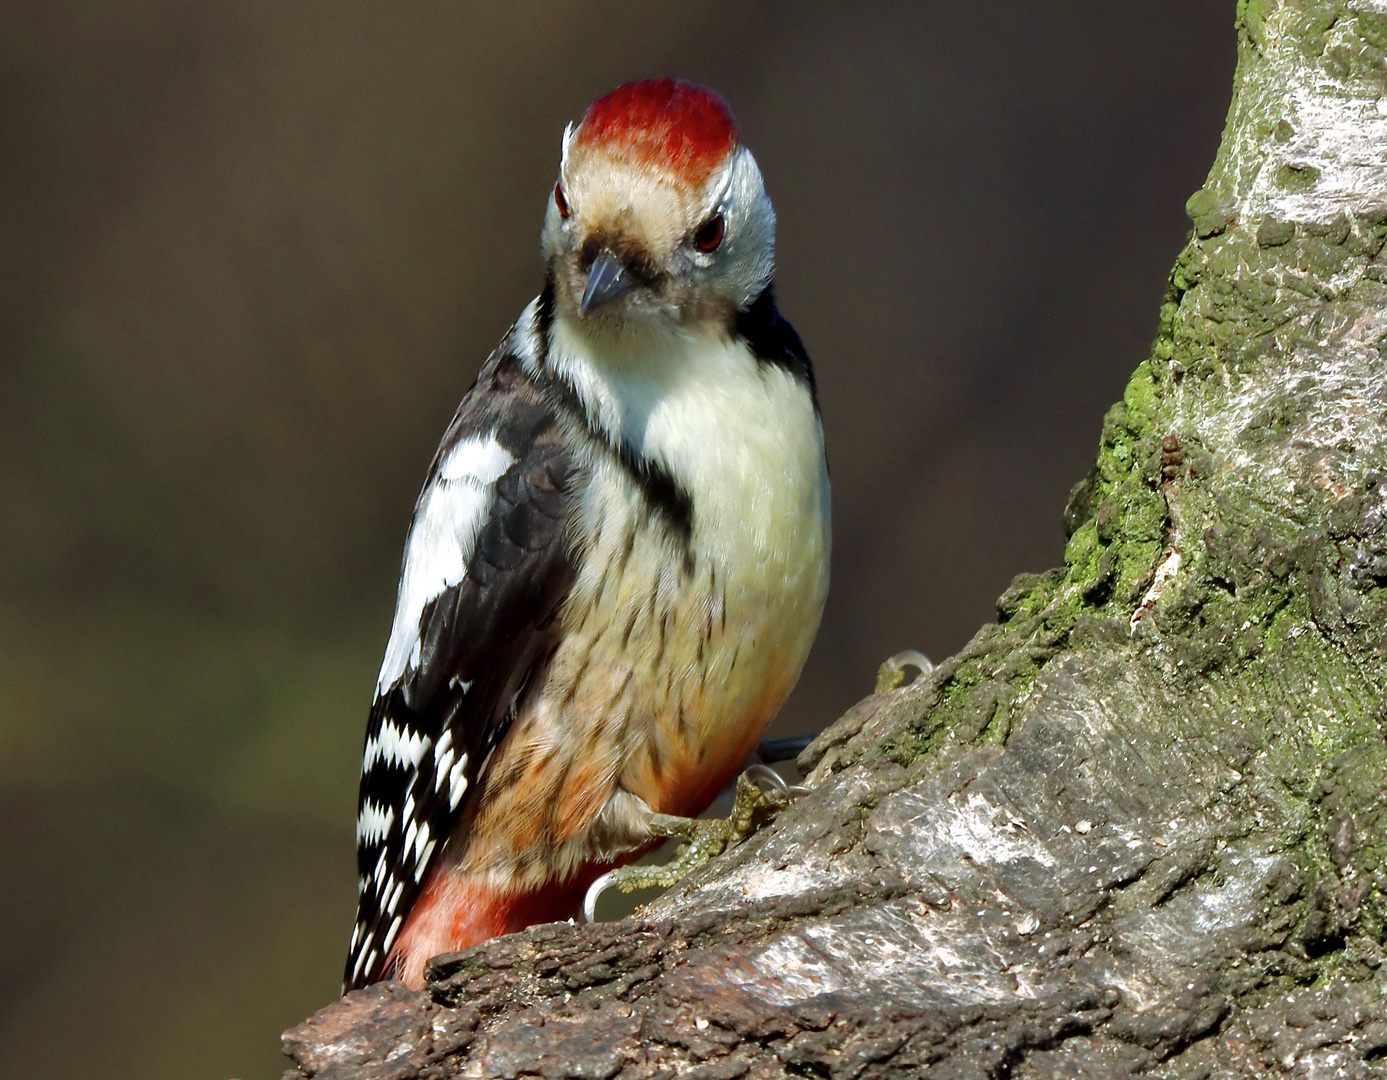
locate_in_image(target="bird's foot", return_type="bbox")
[583,765,806,922]
[875,649,933,693]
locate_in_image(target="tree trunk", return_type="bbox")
[282,3,1387,1076]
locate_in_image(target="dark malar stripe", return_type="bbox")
[615,441,694,550]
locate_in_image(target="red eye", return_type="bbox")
[693,213,724,252]
[554,183,569,219]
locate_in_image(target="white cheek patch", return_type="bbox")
[714,146,775,311]
[376,435,515,691]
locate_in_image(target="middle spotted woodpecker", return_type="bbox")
[345,79,830,991]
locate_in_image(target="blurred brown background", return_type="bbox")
[0,3,1234,1077]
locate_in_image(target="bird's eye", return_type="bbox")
[554,183,570,219]
[693,214,725,253]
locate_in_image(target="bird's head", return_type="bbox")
[542,79,774,330]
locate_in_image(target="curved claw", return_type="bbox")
[741,763,810,800]
[741,763,789,795]
[875,649,934,694]
[584,869,619,924]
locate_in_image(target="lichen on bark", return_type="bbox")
[284,4,1387,1077]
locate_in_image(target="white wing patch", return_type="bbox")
[448,754,470,810]
[414,838,437,882]
[356,799,395,845]
[434,746,454,791]
[383,915,403,953]
[376,434,515,691]
[362,719,431,771]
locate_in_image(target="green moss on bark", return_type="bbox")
[815,0,1387,1022]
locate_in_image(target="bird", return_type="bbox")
[344,78,830,992]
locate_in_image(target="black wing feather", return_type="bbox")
[345,319,576,990]
[734,283,818,409]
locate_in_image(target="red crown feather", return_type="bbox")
[575,79,739,186]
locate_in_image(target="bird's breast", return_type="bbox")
[456,330,828,887]
[560,339,830,816]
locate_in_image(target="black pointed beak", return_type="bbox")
[580,251,638,314]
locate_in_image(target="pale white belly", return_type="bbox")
[562,440,829,808]
[457,339,830,889]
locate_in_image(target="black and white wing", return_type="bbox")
[345,303,576,990]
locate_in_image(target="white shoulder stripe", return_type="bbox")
[438,434,513,483]
[376,433,516,691]
[511,295,544,374]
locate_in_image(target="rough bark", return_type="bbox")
[282,4,1387,1076]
